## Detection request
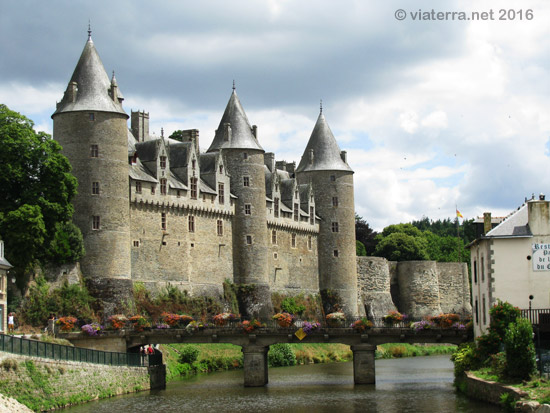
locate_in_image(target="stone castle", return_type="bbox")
[51,31,471,319]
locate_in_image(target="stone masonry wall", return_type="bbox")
[130,202,233,298]
[356,257,396,319]
[437,262,472,315]
[0,351,151,411]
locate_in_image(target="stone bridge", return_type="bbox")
[59,326,470,387]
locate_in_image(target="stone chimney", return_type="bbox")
[223,122,232,142]
[252,125,258,140]
[264,152,275,172]
[131,111,149,142]
[340,150,347,163]
[528,197,550,236]
[483,212,492,234]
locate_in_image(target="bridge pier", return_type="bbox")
[242,345,269,387]
[351,344,376,384]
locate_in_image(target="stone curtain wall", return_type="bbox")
[437,262,472,315]
[0,351,151,411]
[356,257,396,319]
[356,257,471,319]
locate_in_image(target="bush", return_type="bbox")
[268,343,297,367]
[504,317,536,380]
[179,345,200,364]
[490,300,520,340]
[475,329,502,361]
[281,297,305,316]
[451,343,478,377]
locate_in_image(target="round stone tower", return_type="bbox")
[51,31,132,314]
[296,109,358,316]
[207,88,273,319]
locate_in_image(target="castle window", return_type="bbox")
[274,252,278,260]
[217,220,223,236]
[177,190,181,198]
[473,260,477,284]
[333,249,339,257]
[219,164,223,174]
[133,240,140,247]
[244,204,251,215]
[475,299,479,324]
[243,152,248,160]
[92,181,99,195]
[243,176,250,187]
[291,233,296,248]
[481,256,485,282]
[308,236,312,250]
[331,222,339,233]
[136,181,142,194]
[92,215,100,230]
[160,178,167,195]
[90,144,98,158]
[161,212,167,230]
[218,183,225,204]
[330,175,336,182]
[160,156,167,169]
[190,177,198,199]
[275,184,279,192]
[293,203,299,221]
[274,198,279,218]
[151,184,156,195]
[272,230,277,245]
[332,197,339,207]
[192,159,196,170]
[246,235,252,245]
[188,215,195,232]
[89,113,95,121]
[202,193,206,201]
[309,206,314,225]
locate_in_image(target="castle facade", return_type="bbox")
[51,32,358,317]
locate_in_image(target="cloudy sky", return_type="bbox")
[1,0,549,230]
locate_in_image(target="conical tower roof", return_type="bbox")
[296,112,353,173]
[52,33,126,116]
[207,89,263,152]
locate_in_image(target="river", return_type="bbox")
[64,356,499,412]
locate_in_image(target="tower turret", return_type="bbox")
[296,109,358,316]
[52,31,131,314]
[208,88,273,319]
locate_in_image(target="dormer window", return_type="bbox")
[293,203,299,221]
[219,164,223,174]
[190,177,198,199]
[192,159,196,170]
[160,156,167,169]
[160,178,167,195]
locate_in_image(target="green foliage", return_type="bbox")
[0,358,18,371]
[268,343,297,367]
[490,299,521,340]
[19,275,96,326]
[0,104,80,289]
[178,345,200,364]
[355,214,378,255]
[223,278,239,315]
[281,297,306,315]
[504,317,536,380]
[46,221,85,264]
[374,220,470,263]
[475,329,502,361]
[374,231,429,261]
[356,240,367,256]
[499,392,517,413]
[451,343,478,377]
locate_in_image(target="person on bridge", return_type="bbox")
[7,313,15,333]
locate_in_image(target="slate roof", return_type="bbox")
[296,113,352,173]
[53,35,126,116]
[207,89,263,152]
[485,203,531,238]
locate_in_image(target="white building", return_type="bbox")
[469,195,550,337]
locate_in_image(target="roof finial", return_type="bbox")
[232,80,236,91]
[88,20,92,40]
[320,99,323,114]
[161,127,164,138]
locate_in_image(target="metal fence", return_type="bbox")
[0,333,145,367]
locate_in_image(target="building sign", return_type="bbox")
[533,243,550,271]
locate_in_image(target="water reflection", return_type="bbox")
[64,356,499,413]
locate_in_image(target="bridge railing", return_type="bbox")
[0,333,146,367]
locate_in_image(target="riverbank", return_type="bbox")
[162,342,457,381]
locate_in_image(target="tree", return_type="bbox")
[374,232,430,261]
[0,104,81,287]
[356,240,367,256]
[355,214,378,255]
